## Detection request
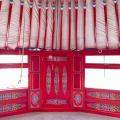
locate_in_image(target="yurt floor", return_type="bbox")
[1,112,120,120]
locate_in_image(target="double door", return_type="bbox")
[41,59,72,109]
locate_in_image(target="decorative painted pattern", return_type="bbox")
[46,66,51,95]
[46,99,67,105]
[48,56,68,61]
[30,90,40,109]
[0,92,27,101]
[0,103,26,113]
[54,66,59,95]
[87,91,120,100]
[73,91,83,107]
[32,94,39,106]
[62,66,67,95]
[87,103,120,113]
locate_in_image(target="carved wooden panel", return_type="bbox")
[46,66,51,95]
[29,89,40,109]
[73,90,83,108]
[62,66,67,95]
[54,66,59,95]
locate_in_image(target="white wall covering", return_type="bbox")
[85,0,95,48]
[96,0,106,49]
[77,0,84,50]
[7,0,20,49]
[62,0,69,50]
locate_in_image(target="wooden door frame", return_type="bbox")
[40,56,73,110]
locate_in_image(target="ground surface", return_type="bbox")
[1,112,120,120]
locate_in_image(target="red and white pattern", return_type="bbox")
[19,0,30,48]
[62,0,69,50]
[46,66,51,95]
[107,0,119,49]
[70,0,76,50]
[118,0,120,42]
[77,0,84,50]
[86,91,120,100]
[30,89,40,109]
[85,0,95,48]
[30,0,39,48]
[45,0,54,50]
[87,103,120,113]
[0,103,27,113]
[73,90,83,107]
[62,66,67,95]
[96,0,106,49]
[39,0,47,48]
[7,0,21,49]
[0,0,9,48]
[0,0,119,50]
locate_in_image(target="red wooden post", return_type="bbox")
[17,3,23,47]
[6,2,13,48]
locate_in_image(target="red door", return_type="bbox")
[41,57,72,110]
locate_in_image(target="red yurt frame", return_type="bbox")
[0,49,119,118]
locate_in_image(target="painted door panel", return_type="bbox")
[41,57,71,109]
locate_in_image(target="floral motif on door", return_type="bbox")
[30,89,40,109]
[73,90,83,107]
[54,66,59,95]
[46,66,51,95]
[62,66,67,95]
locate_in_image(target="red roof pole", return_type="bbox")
[28,0,33,48]
[118,1,120,48]
[6,1,13,48]
[93,0,96,49]
[83,0,86,49]
[36,1,41,49]
[103,0,108,49]
[115,1,120,48]
[17,2,23,48]
[68,3,71,50]
[0,1,2,11]
[52,6,55,50]
[60,8,62,50]
[43,7,48,49]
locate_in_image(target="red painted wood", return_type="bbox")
[93,3,96,48]
[85,88,120,117]
[40,56,72,109]
[115,2,120,48]
[0,63,28,68]
[17,4,23,47]
[36,9,41,48]
[76,8,78,50]
[0,1,2,11]
[29,6,33,48]
[44,10,48,49]
[104,2,108,48]
[75,3,77,50]
[118,2,120,48]
[52,10,55,50]
[85,63,120,69]
[68,9,71,50]
[6,3,13,48]
[28,89,40,111]
[60,10,63,50]
[1,49,120,117]
[0,89,28,117]
[83,1,86,49]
